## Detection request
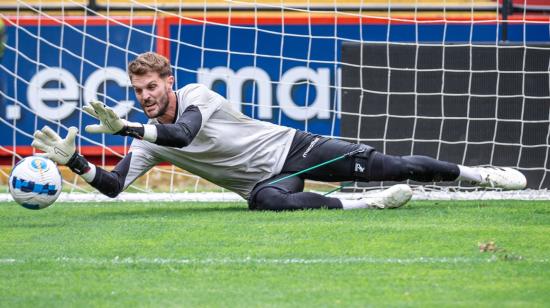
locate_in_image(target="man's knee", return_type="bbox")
[367,152,439,181]
[249,187,290,211]
[366,152,459,182]
[363,152,409,181]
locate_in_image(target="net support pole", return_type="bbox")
[87,0,98,16]
[501,0,513,42]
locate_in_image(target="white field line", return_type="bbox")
[1,189,550,202]
[0,256,548,266]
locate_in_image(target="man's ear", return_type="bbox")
[166,75,175,89]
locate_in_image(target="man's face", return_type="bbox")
[131,72,174,118]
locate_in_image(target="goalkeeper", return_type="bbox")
[31,52,527,211]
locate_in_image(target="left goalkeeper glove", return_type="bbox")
[31,126,92,176]
[31,126,78,165]
[83,100,144,138]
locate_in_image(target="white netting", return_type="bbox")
[1,0,549,200]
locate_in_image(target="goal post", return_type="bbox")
[1,0,550,200]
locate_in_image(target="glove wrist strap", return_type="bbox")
[116,124,144,139]
[66,152,91,175]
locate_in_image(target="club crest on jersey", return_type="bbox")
[29,158,49,173]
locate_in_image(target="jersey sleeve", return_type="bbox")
[121,140,162,190]
[90,140,161,197]
[180,84,223,130]
[152,105,202,148]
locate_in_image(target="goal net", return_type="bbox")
[1,0,549,201]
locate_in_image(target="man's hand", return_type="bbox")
[31,126,78,165]
[83,100,127,134]
[83,100,146,139]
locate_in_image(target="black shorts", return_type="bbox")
[248,130,374,206]
[281,130,374,181]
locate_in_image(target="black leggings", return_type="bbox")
[248,131,460,211]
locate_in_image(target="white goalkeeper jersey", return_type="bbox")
[123,83,296,199]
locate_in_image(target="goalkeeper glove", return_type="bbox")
[31,126,90,174]
[83,100,144,138]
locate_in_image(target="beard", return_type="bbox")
[141,90,170,119]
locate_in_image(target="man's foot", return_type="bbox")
[361,184,413,209]
[474,166,527,190]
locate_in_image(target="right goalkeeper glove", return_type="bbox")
[83,100,144,139]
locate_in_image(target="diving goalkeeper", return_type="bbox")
[31,52,527,210]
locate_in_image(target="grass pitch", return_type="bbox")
[0,200,549,307]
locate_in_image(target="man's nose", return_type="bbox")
[142,90,151,100]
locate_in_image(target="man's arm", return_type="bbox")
[76,147,159,198]
[152,105,201,147]
[83,101,202,148]
[32,126,157,198]
[115,104,202,148]
[72,154,125,198]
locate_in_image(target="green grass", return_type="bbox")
[0,200,549,307]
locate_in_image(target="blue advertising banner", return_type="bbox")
[171,20,550,135]
[1,19,154,151]
[1,16,549,154]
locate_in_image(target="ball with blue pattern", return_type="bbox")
[9,156,62,210]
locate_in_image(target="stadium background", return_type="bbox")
[1,0,549,192]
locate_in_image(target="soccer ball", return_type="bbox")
[9,156,62,210]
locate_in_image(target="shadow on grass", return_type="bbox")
[87,204,248,220]
[3,222,66,228]
[88,203,436,221]
[88,202,446,220]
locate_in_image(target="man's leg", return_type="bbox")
[364,152,526,189]
[282,131,525,189]
[248,173,412,211]
[363,152,460,182]
[248,173,342,211]
[282,131,460,183]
